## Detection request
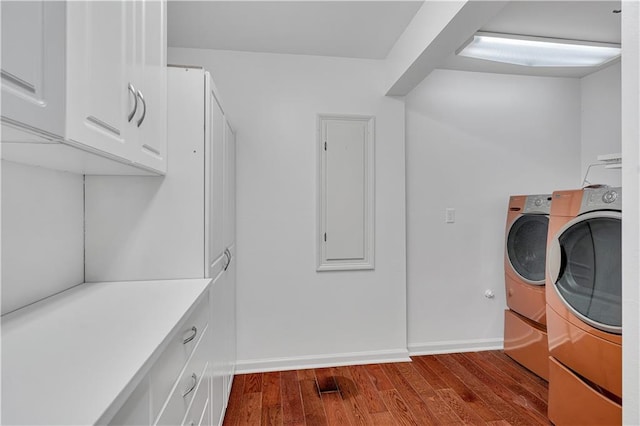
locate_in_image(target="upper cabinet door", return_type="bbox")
[223,119,236,248]
[65,1,131,160]
[1,1,65,139]
[131,0,167,173]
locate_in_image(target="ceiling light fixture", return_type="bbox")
[456,32,621,67]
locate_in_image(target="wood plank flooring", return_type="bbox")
[222,351,550,426]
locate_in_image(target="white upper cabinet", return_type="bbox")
[66,0,167,174]
[131,0,168,172]
[1,1,65,139]
[66,1,131,160]
[1,0,167,175]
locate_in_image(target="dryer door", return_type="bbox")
[549,211,622,334]
[506,214,548,284]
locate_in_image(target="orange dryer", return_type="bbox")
[546,187,622,425]
[503,194,551,380]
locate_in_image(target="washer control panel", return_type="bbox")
[581,187,622,212]
[523,194,552,214]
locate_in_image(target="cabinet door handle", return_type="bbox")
[127,83,138,122]
[183,326,197,344]
[224,248,231,271]
[136,90,146,127]
[183,373,198,398]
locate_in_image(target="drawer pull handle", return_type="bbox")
[183,326,198,344]
[183,373,197,398]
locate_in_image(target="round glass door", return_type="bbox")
[555,213,621,334]
[507,214,549,284]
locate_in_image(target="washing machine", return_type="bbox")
[546,187,622,425]
[503,194,551,380]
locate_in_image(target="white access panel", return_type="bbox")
[326,120,365,259]
[318,115,375,271]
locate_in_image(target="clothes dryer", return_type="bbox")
[505,194,551,322]
[503,194,551,380]
[546,187,622,425]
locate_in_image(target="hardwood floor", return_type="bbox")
[222,351,551,426]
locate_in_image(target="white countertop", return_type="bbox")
[1,278,212,426]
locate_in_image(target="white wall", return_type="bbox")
[405,69,582,353]
[581,62,622,187]
[168,48,408,371]
[1,160,84,315]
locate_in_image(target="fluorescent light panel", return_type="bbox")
[457,32,621,67]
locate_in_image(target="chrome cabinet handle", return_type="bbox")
[182,326,197,344]
[183,373,197,398]
[224,248,231,271]
[127,83,138,122]
[136,90,146,127]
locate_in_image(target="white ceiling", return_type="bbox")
[440,0,622,78]
[167,1,424,59]
[168,1,623,77]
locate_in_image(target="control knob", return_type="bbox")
[602,190,618,204]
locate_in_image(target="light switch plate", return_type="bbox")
[446,208,455,223]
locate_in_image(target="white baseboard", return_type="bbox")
[235,348,411,374]
[408,338,504,356]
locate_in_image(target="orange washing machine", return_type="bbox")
[546,187,622,425]
[503,194,551,380]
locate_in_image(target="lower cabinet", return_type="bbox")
[222,246,237,403]
[109,293,216,426]
[108,266,235,426]
[154,332,210,425]
[210,273,227,426]
[209,251,236,426]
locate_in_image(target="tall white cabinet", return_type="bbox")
[84,66,237,426]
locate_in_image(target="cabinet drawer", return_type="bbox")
[182,373,210,426]
[155,328,210,426]
[149,296,209,414]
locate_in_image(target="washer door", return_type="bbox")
[548,211,622,334]
[506,214,549,285]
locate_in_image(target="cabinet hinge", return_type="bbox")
[324,232,327,242]
[324,141,327,151]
